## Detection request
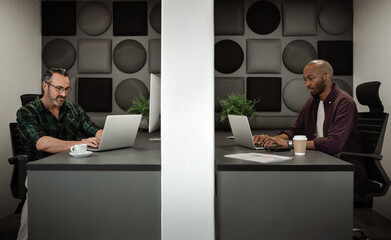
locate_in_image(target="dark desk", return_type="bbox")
[215,131,353,240]
[28,131,353,240]
[27,132,161,240]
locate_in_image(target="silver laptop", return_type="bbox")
[228,115,263,150]
[88,115,142,152]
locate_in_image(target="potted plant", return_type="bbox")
[219,93,259,126]
[127,95,149,130]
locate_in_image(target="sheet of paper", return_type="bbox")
[224,153,292,163]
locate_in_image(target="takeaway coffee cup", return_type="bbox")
[293,135,307,155]
[70,144,87,154]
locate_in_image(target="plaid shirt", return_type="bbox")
[17,96,101,160]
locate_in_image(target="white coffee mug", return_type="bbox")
[293,135,307,155]
[70,144,87,154]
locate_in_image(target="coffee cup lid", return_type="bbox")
[293,135,307,140]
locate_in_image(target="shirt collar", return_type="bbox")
[323,83,340,103]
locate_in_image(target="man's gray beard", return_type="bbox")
[47,88,63,107]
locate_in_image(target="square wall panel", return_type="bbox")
[318,41,353,75]
[215,1,244,35]
[113,2,148,36]
[247,39,281,73]
[42,1,76,36]
[149,39,161,74]
[78,39,112,73]
[215,77,245,112]
[282,2,317,36]
[78,78,112,112]
[247,77,281,112]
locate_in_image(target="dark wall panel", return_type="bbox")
[78,78,112,112]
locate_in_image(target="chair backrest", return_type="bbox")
[20,94,39,106]
[357,112,388,155]
[356,81,388,155]
[9,122,24,156]
[356,81,390,196]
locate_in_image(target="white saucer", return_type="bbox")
[69,151,93,158]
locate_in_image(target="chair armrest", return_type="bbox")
[8,155,29,165]
[8,155,29,200]
[335,152,382,160]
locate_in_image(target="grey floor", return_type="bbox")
[0,209,391,240]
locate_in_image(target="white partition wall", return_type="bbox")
[161,0,215,239]
[354,0,391,218]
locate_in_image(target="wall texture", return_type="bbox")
[354,0,391,219]
[40,0,354,130]
[0,0,41,218]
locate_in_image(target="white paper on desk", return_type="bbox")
[224,153,292,163]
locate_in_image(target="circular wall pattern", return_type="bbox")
[78,2,111,36]
[283,78,310,112]
[319,1,353,35]
[215,40,244,74]
[115,78,149,111]
[42,39,76,70]
[283,40,316,74]
[246,1,280,35]
[113,40,147,73]
[150,3,161,34]
[332,79,352,96]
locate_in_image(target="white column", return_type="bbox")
[161,0,215,239]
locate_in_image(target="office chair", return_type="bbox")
[335,81,390,240]
[8,94,39,213]
[336,81,390,207]
[20,93,39,105]
[8,122,28,213]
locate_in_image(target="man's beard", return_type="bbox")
[47,88,64,107]
[310,79,326,98]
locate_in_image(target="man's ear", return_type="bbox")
[42,81,48,91]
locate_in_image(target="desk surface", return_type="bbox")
[28,131,353,172]
[215,131,354,171]
[27,131,161,171]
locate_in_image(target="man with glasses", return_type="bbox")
[16,68,103,240]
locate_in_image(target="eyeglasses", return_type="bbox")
[46,82,72,94]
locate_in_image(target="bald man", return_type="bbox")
[254,59,368,185]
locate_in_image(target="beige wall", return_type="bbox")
[0,0,41,218]
[354,0,391,218]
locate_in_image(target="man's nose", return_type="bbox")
[305,79,310,88]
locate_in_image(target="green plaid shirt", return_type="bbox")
[16,96,101,160]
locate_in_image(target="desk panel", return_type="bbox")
[217,171,353,240]
[29,170,160,240]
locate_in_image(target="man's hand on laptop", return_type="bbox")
[253,134,270,145]
[80,137,100,148]
[254,134,289,148]
[95,129,103,141]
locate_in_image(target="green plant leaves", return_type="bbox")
[219,93,259,124]
[127,95,149,119]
